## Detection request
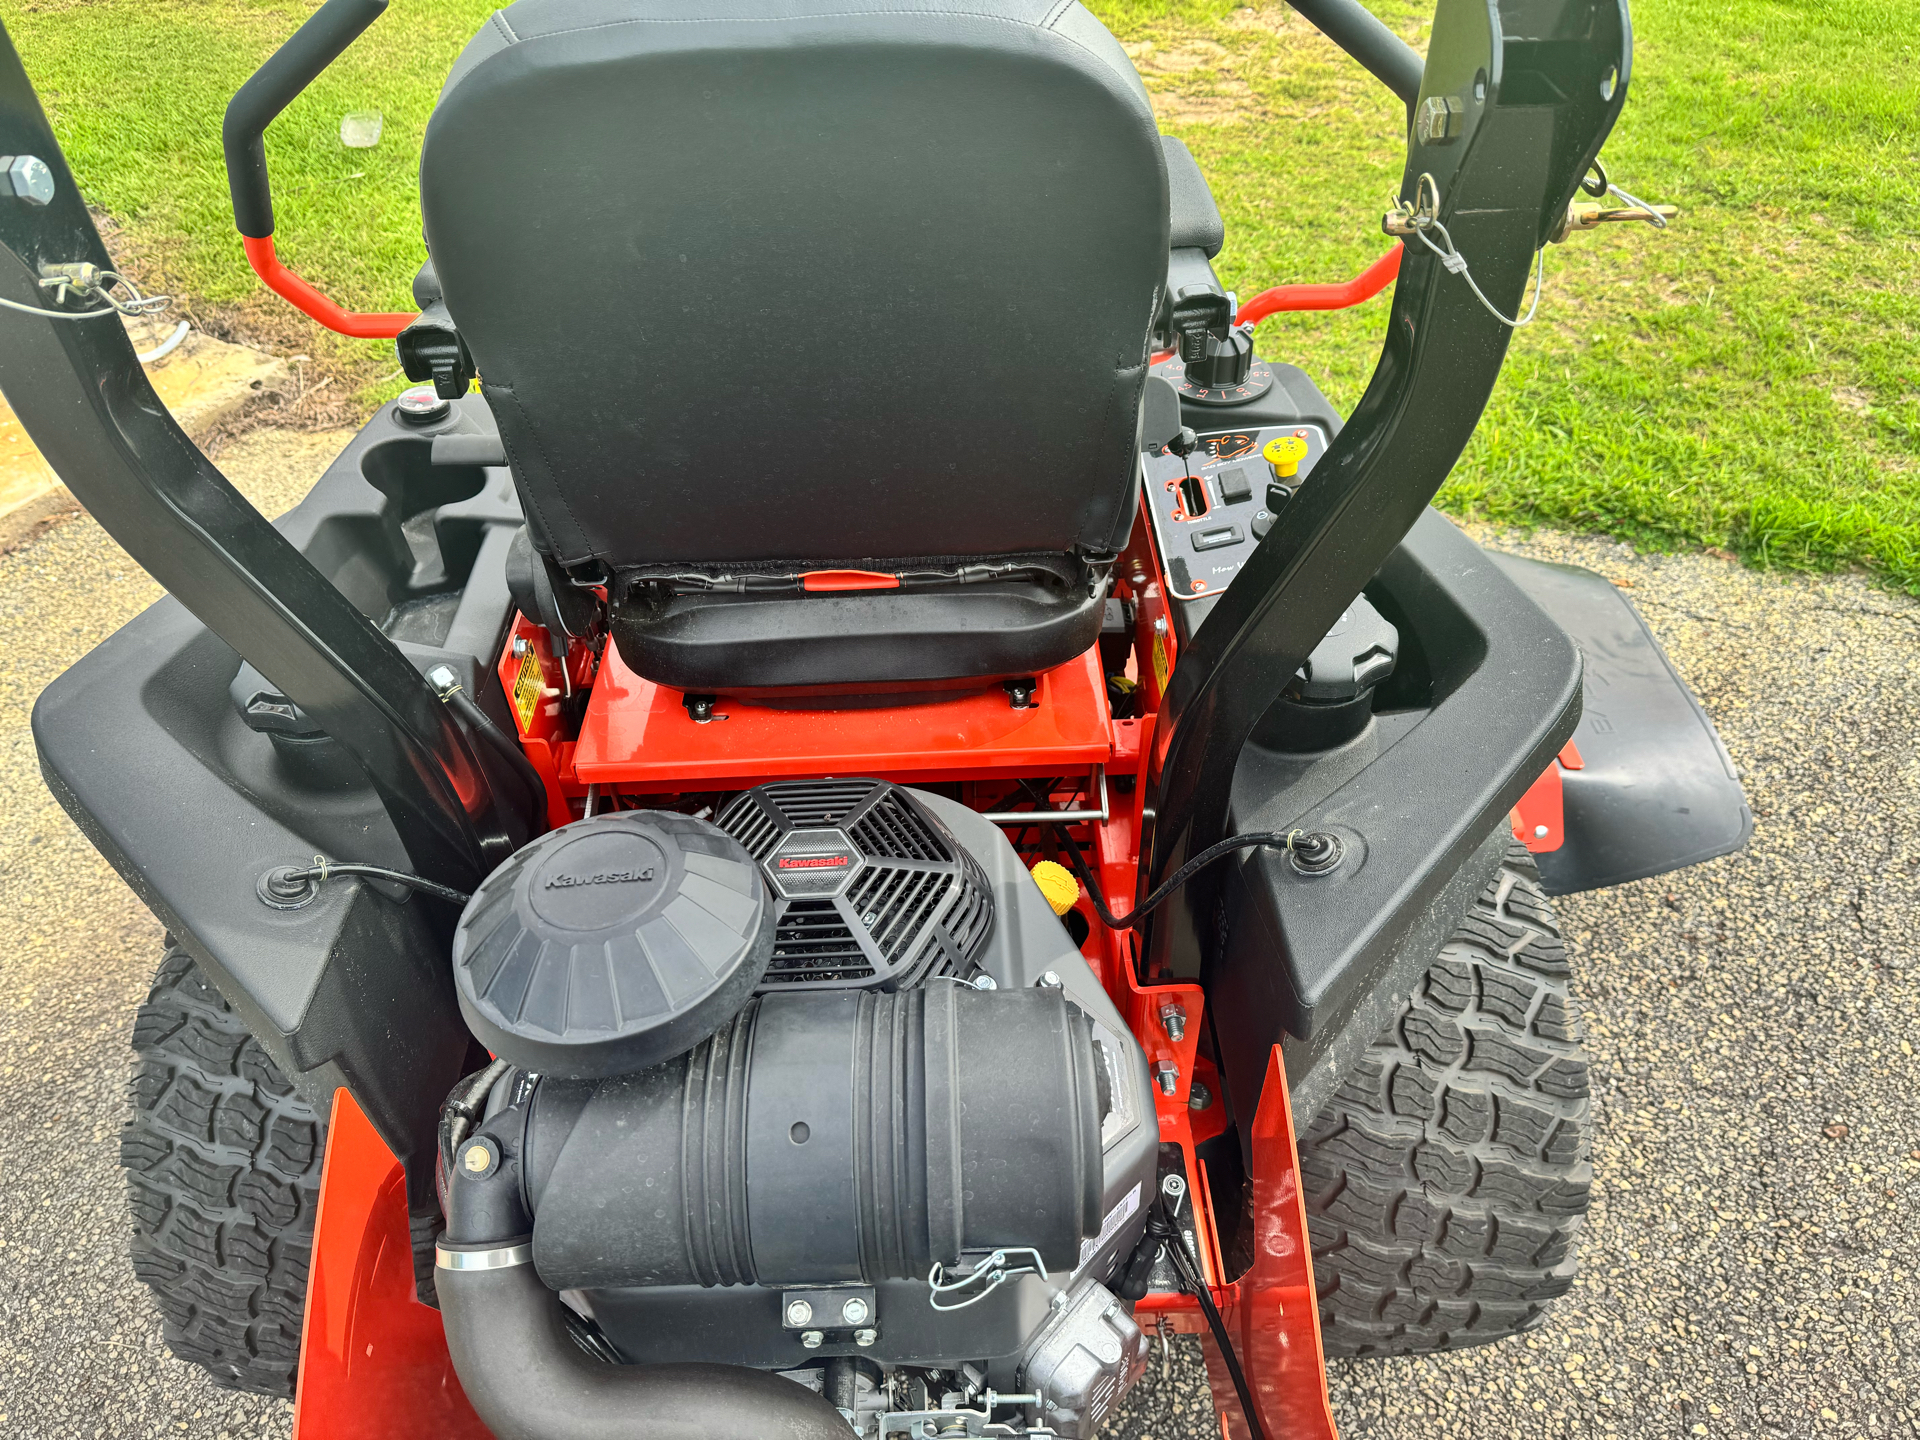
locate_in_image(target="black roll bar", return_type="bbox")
[0,21,513,896]
[1142,0,1632,977]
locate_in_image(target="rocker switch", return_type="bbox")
[1217,466,1253,505]
[1191,525,1242,553]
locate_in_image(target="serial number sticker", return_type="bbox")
[1151,633,1171,695]
[511,647,542,731]
[1075,1181,1143,1277]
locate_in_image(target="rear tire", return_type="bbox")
[121,945,324,1397]
[1299,841,1591,1356]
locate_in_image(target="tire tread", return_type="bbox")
[122,946,323,1397]
[1301,842,1591,1357]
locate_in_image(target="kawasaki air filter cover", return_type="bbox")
[451,812,774,1079]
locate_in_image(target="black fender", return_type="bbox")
[1491,554,1752,895]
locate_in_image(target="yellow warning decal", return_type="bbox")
[511,648,543,731]
[1151,633,1171,696]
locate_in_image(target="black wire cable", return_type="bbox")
[1163,1226,1266,1439]
[436,678,551,832]
[1043,824,1301,931]
[281,862,472,907]
[1013,787,1272,1430]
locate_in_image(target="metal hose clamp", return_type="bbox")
[436,1240,534,1271]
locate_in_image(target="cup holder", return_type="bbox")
[360,438,487,594]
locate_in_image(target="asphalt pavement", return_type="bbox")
[0,435,1913,1439]
[1110,526,1920,1441]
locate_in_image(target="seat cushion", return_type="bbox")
[613,580,1107,693]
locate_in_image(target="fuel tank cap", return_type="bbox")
[451,812,774,1078]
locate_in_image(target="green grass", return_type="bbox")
[6,0,497,362]
[7,0,1916,587]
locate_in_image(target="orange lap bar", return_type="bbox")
[1235,242,1402,327]
[242,235,416,340]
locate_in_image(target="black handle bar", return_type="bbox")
[1288,0,1424,116]
[218,0,1418,245]
[222,0,387,239]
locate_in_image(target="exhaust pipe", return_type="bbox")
[436,1252,854,1439]
[437,1106,853,1440]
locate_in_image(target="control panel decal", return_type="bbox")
[1141,422,1330,601]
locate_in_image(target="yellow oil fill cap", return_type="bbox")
[1029,860,1080,917]
[1263,434,1310,480]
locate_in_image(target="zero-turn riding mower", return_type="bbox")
[0,0,1749,1434]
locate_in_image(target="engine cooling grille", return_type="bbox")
[715,780,994,991]
[766,900,875,984]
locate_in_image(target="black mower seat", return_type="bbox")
[421,0,1170,693]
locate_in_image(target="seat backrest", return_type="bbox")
[422,0,1167,586]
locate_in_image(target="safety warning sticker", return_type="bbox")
[511,648,543,731]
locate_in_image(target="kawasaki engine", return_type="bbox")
[438,782,1157,1438]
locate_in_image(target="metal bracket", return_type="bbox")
[879,1392,1049,1440]
[982,766,1109,826]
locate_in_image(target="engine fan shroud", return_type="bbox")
[715,779,994,989]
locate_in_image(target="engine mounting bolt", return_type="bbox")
[1158,1000,1186,1042]
[854,1327,878,1347]
[1037,970,1063,989]
[1188,1081,1213,1112]
[971,974,997,990]
[1155,1060,1179,1096]
[784,1299,814,1328]
[841,1297,870,1326]
[800,1330,824,1350]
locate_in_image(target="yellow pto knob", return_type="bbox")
[1263,434,1309,480]
[1030,860,1080,917]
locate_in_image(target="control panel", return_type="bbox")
[1140,423,1329,603]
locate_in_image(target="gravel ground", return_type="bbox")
[0,437,1913,1439]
